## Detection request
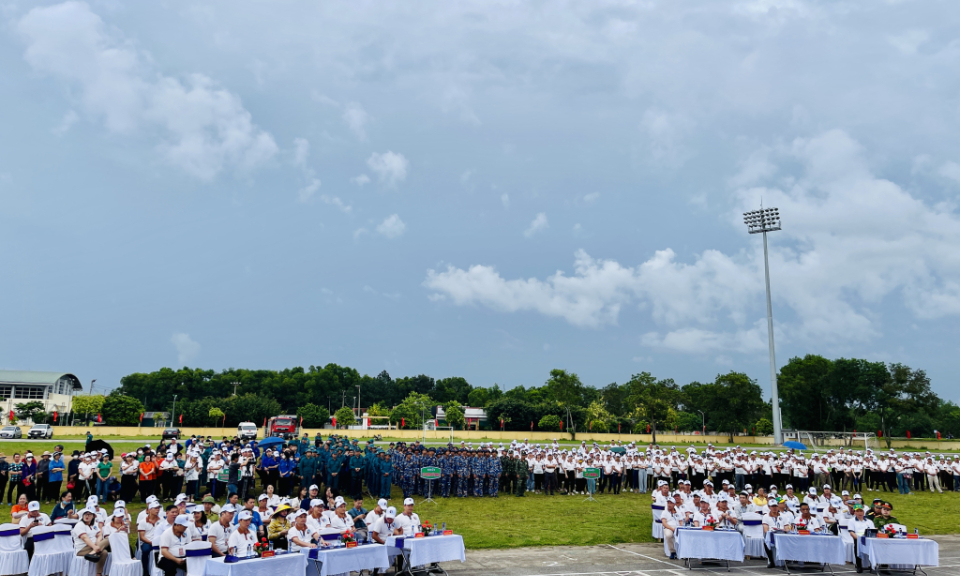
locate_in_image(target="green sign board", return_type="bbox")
[420,466,441,480]
[584,467,601,480]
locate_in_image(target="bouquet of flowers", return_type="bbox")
[253,538,270,557]
[340,530,357,547]
[879,524,899,536]
[422,521,435,535]
[702,516,718,530]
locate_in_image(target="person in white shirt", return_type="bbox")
[661,500,684,560]
[137,500,162,576]
[158,515,191,576]
[207,505,236,557]
[287,510,318,551]
[306,499,328,532]
[73,507,108,574]
[188,505,211,541]
[365,498,388,529]
[19,500,52,559]
[370,506,399,544]
[102,509,129,539]
[692,500,716,527]
[794,503,822,532]
[228,510,258,557]
[327,498,356,532]
[393,498,421,536]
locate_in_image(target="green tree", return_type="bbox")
[389,392,434,429]
[467,388,489,407]
[443,403,466,429]
[14,401,45,422]
[101,393,145,426]
[704,372,766,441]
[72,395,105,417]
[334,407,356,428]
[755,417,774,436]
[624,372,680,443]
[297,403,330,428]
[545,369,587,407]
[209,407,225,425]
[539,414,561,430]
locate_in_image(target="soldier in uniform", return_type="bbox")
[472,450,486,497]
[456,450,470,498]
[440,451,454,498]
[500,451,513,494]
[515,451,529,497]
[488,451,502,497]
[379,453,393,500]
[420,448,437,499]
[401,452,416,499]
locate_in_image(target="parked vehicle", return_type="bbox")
[265,415,299,440]
[237,422,258,441]
[0,426,22,439]
[27,424,53,439]
[162,427,181,440]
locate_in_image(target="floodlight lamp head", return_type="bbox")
[743,207,781,234]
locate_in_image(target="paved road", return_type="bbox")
[444,536,960,576]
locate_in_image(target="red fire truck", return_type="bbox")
[265,415,299,439]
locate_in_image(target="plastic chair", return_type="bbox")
[106,533,141,576]
[740,512,765,558]
[184,540,212,576]
[28,526,66,576]
[54,518,79,526]
[651,504,665,540]
[53,524,75,575]
[0,523,28,576]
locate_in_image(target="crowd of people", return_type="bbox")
[4,433,958,576]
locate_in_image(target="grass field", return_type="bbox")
[2,480,957,549]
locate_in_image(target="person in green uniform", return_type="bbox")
[515,452,528,497]
[873,501,898,529]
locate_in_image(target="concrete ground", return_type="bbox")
[442,536,960,576]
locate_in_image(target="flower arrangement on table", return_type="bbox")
[254,538,272,557]
[340,530,358,548]
[794,518,810,534]
[701,516,718,531]
[878,524,901,538]
[422,521,435,536]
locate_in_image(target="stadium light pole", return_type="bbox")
[743,207,784,446]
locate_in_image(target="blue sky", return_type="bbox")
[2,0,959,401]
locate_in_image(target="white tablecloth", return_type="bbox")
[309,545,390,576]
[203,553,307,576]
[402,535,466,566]
[769,533,846,565]
[859,537,939,569]
[675,529,745,562]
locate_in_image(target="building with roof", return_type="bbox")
[0,370,84,424]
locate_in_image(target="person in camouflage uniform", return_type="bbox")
[515,452,528,497]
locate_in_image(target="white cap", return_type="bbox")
[148,501,162,509]
[378,499,388,509]
[310,499,323,508]
[87,496,98,505]
[174,514,191,527]
[238,510,253,521]
[385,506,397,519]
[221,504,237,514]
[146,495,159,503]
[28,501,40,511]
[334,496,346,507]
[115,500,126,509]
[258,494,268,501]
[309,485,318,491]
[403,497,415,506]
[112,509,126,518]
[809,487,817,494]
[81,507,97,516]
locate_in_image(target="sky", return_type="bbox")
[1,0,960,402]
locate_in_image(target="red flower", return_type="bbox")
[261,538,267,542]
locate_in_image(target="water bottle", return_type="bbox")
[442,522,446,533]
[269,541,274,552]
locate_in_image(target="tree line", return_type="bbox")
[60,355,956,439]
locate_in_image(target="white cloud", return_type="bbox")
[501,193,510,208]
[583,192,600,204]
[18,1,278,180]
[320,194,351,213]
[523,212,548,237]
[298,178,321,202]
[171,332,200,366]
[52,109,78,136]
[342,102,370,140]
[351,174,371,187]
[366,151,408,187]
[353,227,368,239]
[887,29,929,55]
[938,161,960,185]
[293,137,310,168]
[426,129,960,353]
[376,214,406,238]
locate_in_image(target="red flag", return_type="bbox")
[500,418,504,430]
[7,411,12,421]
[263,417,266,427]
[530,421,534,431]
[618,423,621,433]
[401,417,405,428]
[179,414,183,424]
[907,430,911,439]
[877,430,882,437]
[435,418,438,427]
[223,414,227,425]
[299,416,303,427]
[367,418,370,427]
[139,412,144,422]
[937,431,942,440]
[589,421,592,431]
[53,411,58,422]
[332,417,337,427]
[647,424,650,433]
[560,420,564,431]
[853,429,856,434]
[97,413,102,423]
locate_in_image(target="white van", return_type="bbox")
[237,421,258,441]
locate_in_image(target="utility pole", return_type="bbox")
[231,381,240,396]
[342,390,346,408]
[743,206,784,445]
[89,379,96,394]
[172,394,178,428]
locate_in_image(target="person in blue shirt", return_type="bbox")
[232,495,264,534]
[349,451,365,500]
[46,452,65,503]
[278,453,297,496]
[49,491,77,521]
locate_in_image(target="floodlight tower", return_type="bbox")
[743,207,784,445]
